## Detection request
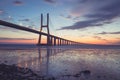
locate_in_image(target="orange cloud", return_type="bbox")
[0,39,36,44]
[0,38,48,44]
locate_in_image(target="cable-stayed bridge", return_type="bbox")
[0,13,80,46]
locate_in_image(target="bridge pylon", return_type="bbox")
[37,13,51,46]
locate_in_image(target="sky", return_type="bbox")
[0,0,120,45]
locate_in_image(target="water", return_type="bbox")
[0,44,120,80]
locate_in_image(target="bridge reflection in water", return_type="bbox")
[17,46,70,76]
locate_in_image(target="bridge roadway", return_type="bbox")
[0,20,80,46]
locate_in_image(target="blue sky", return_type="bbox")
[0,0,120,45]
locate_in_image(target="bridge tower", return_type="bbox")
[38,13,51,46]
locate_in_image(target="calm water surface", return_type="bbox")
[0,45,120,80]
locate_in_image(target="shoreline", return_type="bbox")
[0,63,91,80]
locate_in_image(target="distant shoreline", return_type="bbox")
[0,43,120,46]
[0,43,120,49]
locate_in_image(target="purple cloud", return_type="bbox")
[44,0,56,4]
[18,19,30,22]
[0,9,4,14]
[93,36,108,41]
[0,37,35,40]
[60,14,72,20]
[98,31,120,35]
[13,0,23,6]
[59,19,103,30]
[112,40,120,45]
[59,0,120,30]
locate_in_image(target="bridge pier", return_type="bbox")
[65,40,67,45]
[60,38,62,46]
[54,37,56,46]
[50,36,53,46]
[64,40,66,45]
[47,35,50,46]
[66,40,68,45]
[57,38,59,46]
[62,39,64,45]
[63,39,65,45]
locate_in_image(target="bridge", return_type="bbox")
[0,13,80,46]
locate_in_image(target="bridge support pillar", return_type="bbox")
[50,36,53,46]
[47,35,50,46]
[62,40,64,45]
[67,41,68,45]
[65,40,67,45]
[65,40,66,45]
[60,38,62,46]
[62,39,64,45]
[38,13,50,46]
[54,37,56,46]
[58,38,60,46]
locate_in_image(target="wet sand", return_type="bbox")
[0,63,91,80]
[0,46,120,80]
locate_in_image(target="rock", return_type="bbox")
[80,70,91,79]
[0,64,43,80]
[97,75,101,78]
[81,70,91,74]
[4,60,8,63]
[73,74,80,77]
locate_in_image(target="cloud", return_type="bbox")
[85,0,120,21]
[13,0,23,6]
[0,16,14,21]
[0,37,35,40]
[93,36,108,41]
[98,31,120,35]
[116,38,120,39]
[0,12,14,21]
[93,36,120,45]
[44,0,56,4]
[0,25,21,33]
[59,0,120,30]
[18,19,30,22]
[66,15,72,19]
[59,19,103,30]
[0,9,4,14]
[60,14,72,20]
[112,40,120,45]
[0,9,8,16]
